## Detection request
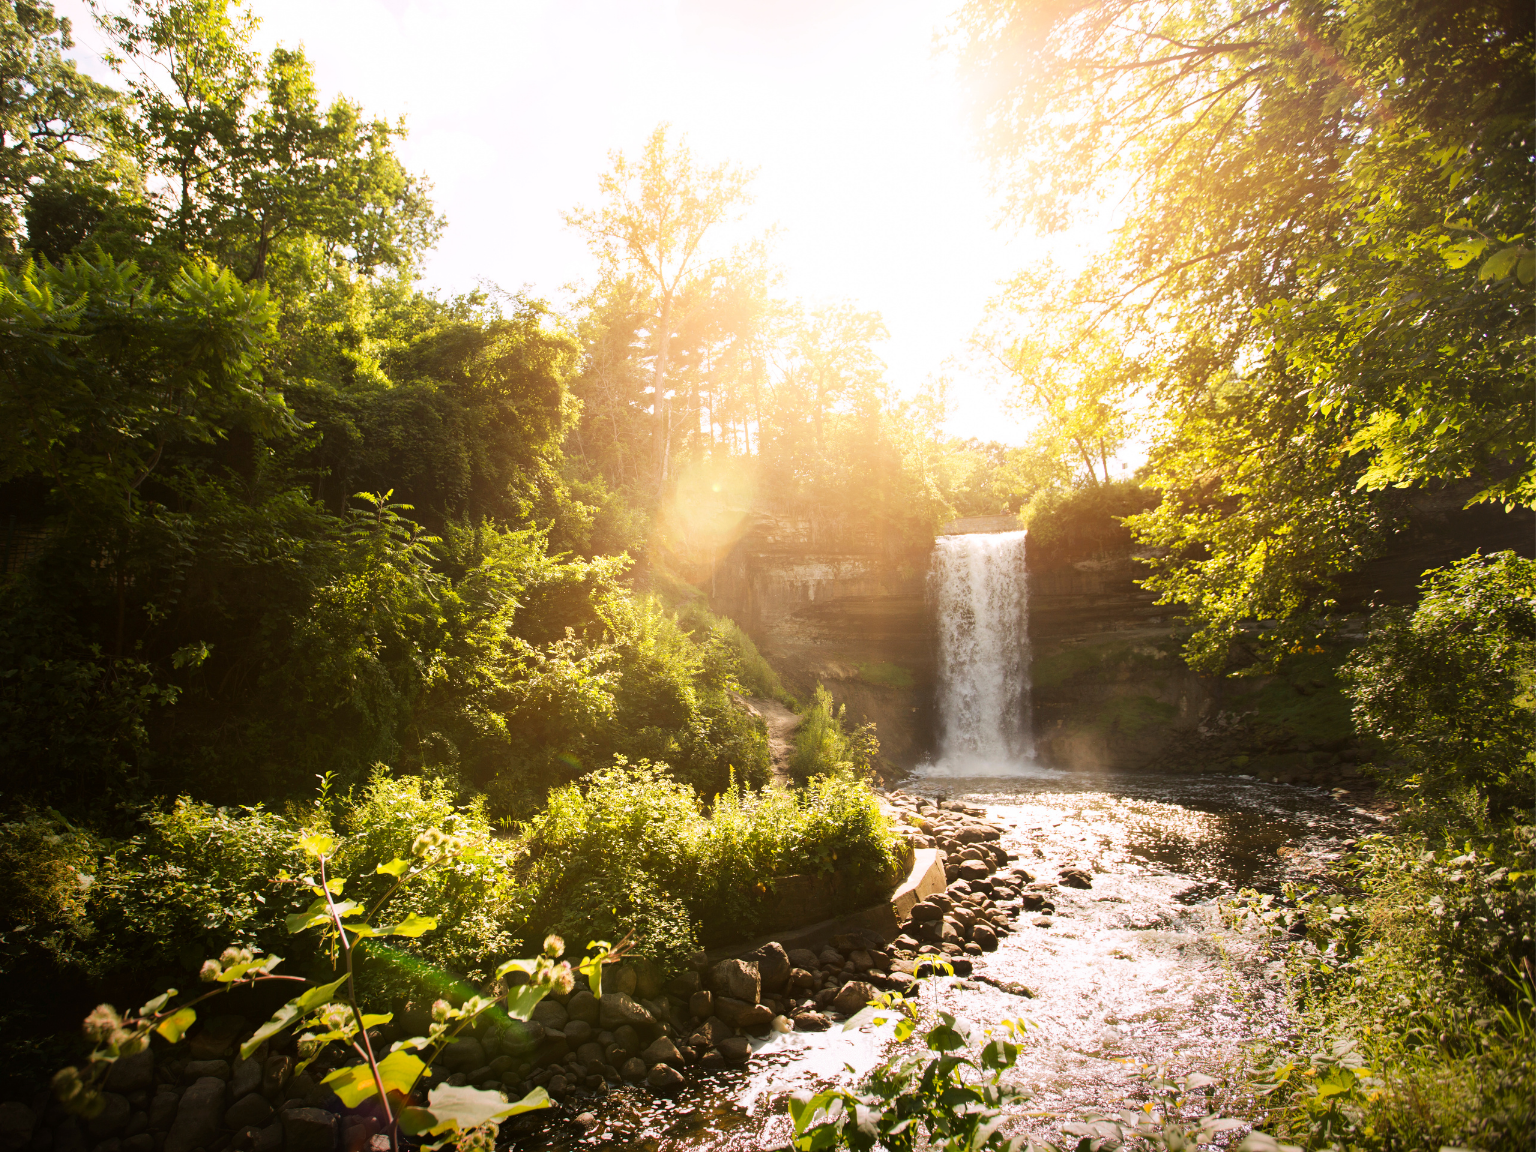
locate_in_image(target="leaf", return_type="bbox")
[286,899,360,934]
[1478,246,1521,281]
[378,912,436,938]
[376,858,410,877]
[299,832,339,858]
[418,1084,551,1135]
[155,1007,196,1044]
[1440,238,1487,269]
[323,1049,425,1107]
[503,983,548,1022]
[216,954,282,983]
[240,976,349,1059]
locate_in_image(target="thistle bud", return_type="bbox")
[542,935,565,958]
[200,960,223,983]
[431,999,452,1023]
[82,1005,122,1043]
[551,964,575,995]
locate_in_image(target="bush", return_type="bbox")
[1342,551,1536,817]
[790,685,879,783]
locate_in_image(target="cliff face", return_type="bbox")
[706,492,1533,775]
[705,512,939,767]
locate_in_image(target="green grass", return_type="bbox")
[857,661,915,689]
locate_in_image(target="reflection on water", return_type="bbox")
[511,771,1380,1150]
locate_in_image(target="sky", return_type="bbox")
[57,0,1054,442]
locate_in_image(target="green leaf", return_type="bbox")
[503,983,548,1022]
[241,976,349,1060]
[322,1049,425,1107]
[216,954,282,983]
[1478,246,1521,281]
[299,832,339,858]
[397,1107,437,1136]
[155,1007,196,1044]
[417,1085,551,1135]
[375,858,410,878]
[296,975,350,1013]
[379,912,436,938]
[1440,238,1487,269]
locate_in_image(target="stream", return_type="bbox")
[512,767,1382,1151]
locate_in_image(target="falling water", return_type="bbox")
[929,529,1034,771]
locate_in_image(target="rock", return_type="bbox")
[0,1102,34,1151]
[282,1106,336,1152]
[640,996,671,1024]
[566,990,601,1025]
[252,1121,284,1152]
[1033,916,1054,927]
[640,1037,683,1068]
[885,972,917,995]
[848,950,873,971]
[958,860,991,882]
[183,1060,231,1082]
[972,925,998,951]
[689,990,714,1019]
[941,919,963,945]
[909,902,943,922]
[262,1055,292,1097]
[646,1064,685,1091]
[788,967,817,990]
[830,981,879,1016]
[124,1136,154,1152]
[104,1052,155,1095]
[893,934,921,952]
[601,964,637,997]
[686,1017,735,1048]
[229,1058,262,1101]
[818,947,844,968]
[164,1078,227,1152]
[225,1093,273,1132]
[1059,868,1093,889]
[563,1019,593,1046]
[716,1037,752,1065]
[831,931,884,951]
[440,1037,485,1071]
[530,1001,568,1031]
[577,1042,605,1068]
[710,958,761,1004]
[612,1024,642,1054]
[546,1075,569,1096]
[598,993,655,1031]
[667,970,701,999]
[786,948,820,970]
[148,1089,179,1132]
[745,942,791,992]
[713,998,772,1032]
[621,1057,646,1081]
[792,1011,831,1032]
[87,1094,130,1140]
[188,1015,246,1061]
[633,958,665,1000]
[959,846,986,862]
[574,1112,597,1133]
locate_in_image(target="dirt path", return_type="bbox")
[746,694,801,785]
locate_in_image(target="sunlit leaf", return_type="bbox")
[418,1084,550,1135]
[376,857,410,878]
[156,1007,197,1043]
[323,1049,425,1107]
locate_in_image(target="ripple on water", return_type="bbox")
[507,770,1376,1149]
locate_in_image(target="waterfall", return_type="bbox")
[928,529,1035,772]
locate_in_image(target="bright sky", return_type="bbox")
[58,0,1046,442]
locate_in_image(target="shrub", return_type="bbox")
[1342,551,1536,817]
[790,685,879,783]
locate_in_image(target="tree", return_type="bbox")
[0,0,121,256]
[951,0,1534,668]
[566,124,754,484]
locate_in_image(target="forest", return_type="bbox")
[0,0,1531,1150]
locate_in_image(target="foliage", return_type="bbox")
[512,760,899,956]
[1021,480,1158,568]
[790,685,880,784]
[675,599,796,706]
[1341,552,1536,816]
[952,0,1534,670]
[1229,824,1536,1150]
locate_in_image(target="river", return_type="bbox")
[510,767,1381,1151]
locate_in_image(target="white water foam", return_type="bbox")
[918,529,1049,778]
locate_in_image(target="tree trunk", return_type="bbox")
[652,293,674,484]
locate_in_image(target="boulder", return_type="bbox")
[577,1041,605,1068]
[225,1093,273,1132]
[640,1037,683,1068]
[621,1057,646,1081]
[254,1121,283,1152]
[958,860,991,882]
[87,1094,130,1140]
[104,1051,155,1095]
[791,1011,831,1032]
[229,1057,262,1101]
[716,1037,752,1066]
[148,1090,180,1132]
[745,942,791,992]
[909,902,942,922]
[601,964,638,997]
[848,950,873,971]
[164,1078,227,1152]
[1059,867,1093,889]
[54,1117,86,1152]
[530,1001,568,1031]
[685,1017,735,1048]
[972,925,999,951]
[633,958,665,999]
[612,1024,642,1054]
[262,1054,293,1097]
[564,1019,593,1046]
[830,981,879,1017]
[893,934,922,952]
[667,970,702,999]
[566,990,601,1025]
[598,993,655,1030]
[714,997,772,1032]
[786,948,820,970]
[188,1015,246,1061]
[646,1064,685,1090]
[710,958,761,1004]
[818,947,844,968]
[789,967,818,990]
[689,990,714,1019]
[831,931,884,951]
[282,1107,336,1152]
[183,1060,231,1082]
[440,1038,485,1071]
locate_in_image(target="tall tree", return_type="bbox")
[566,124,753,484]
